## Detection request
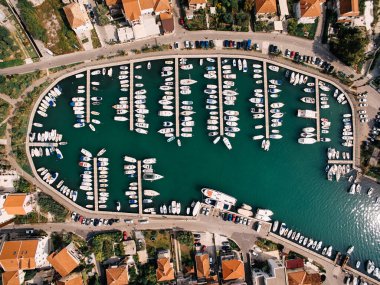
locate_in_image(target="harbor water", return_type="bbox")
[29,57,380,269]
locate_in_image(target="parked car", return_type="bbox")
[184,41,190,49]
[285,49,290,57]
[123,231,128,240]
[359,98,367,102]
[174,42,179,49]
[138,219,149,224]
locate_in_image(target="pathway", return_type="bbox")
[263,61,269,139]
[217,56,224,136]
[137,160,142,215]
[315,78,321,141]
[129,63,134,131]
[86,69,91,123]
[175,57,180,138]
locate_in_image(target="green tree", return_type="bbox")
[243,0,255,12]
[330,25,369,67]
[17,0,47,41]
[231,0,238,12]
[223,12,233,24]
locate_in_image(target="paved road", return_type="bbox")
[0,31,355,78]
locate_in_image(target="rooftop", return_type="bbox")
[286,258,305,270]
[3,194,30,215]
[47,247,80,277]
[299,0,321,18]
[0,240,38,271]
[221,259,245,281]
[195,253,210,279]
[255,0,277,14]
[339,0,359,17]
[63,3,87,29]
[156,258,175,282]
[2,271,21,285]
[288,270,321,285]
[56,273,84,285]
[106,265,129,285]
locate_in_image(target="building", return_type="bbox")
[288,270,321,285]
[63,2,93,36]
[56,272,84,285]
[47,243,81,277]
[0,194,33,226]
[156,258,175,282]
[195,253,219,284]
[337,0,359,21]
[160,12,174,34]
[2,270,25,285]
[252,259,287,285]
[255,0,277,15]
[106,265,129,284]
[221,259,245,283]
[0,238,49,271]
[296,0,322,24]
[286,258,305,270]
[0,170,19,193]
[188,0,207,10]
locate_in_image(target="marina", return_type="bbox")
[25,54,380,271]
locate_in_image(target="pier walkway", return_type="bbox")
[129,63,134,131]
[175,58,180,138]
[86,69,90,123]
[263,61,269,139]
[328,159,354,164]
[29,142,58,147]
[217,56,224,136]
[315,78,321,141]
[137,160,142,215]
[93,158,98,211]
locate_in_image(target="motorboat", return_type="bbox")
[144,189,160,196]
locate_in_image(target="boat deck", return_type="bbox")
[129,63,134,131]
[175,57,180,138]
[86,69,90,123]
[137,160,142,215]
[315,78,321,141]
[93,157,98,211]
[263,61,269,139]
[217,56,224,136]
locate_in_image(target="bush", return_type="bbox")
[0,71,44,99]
[90,232,122,262]
[14,212,48,224]
[38,193,69,222]
[15,177,34,193]
[17,0,47,41]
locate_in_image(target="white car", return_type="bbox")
[359,98,367,102]
[360,118,369,123]
[124,219,134,224]
[359,103,368,107]
[358,110,367,114]
[184,41,190,49]
[138,219,149,224]
[359,114,368,119]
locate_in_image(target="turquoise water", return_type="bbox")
[29,58,380,269]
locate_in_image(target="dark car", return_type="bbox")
[205,41,209,49]
[228,213,233,221]
[223,213,229,221]
[315,57,321,65]
[327,65,335,73]
[195,41,200,48]
[223,40,229,47]
[237,42,241,49]
[179,18,184,25]
[284,49,290,57]
[321,61,328,69]
[268,44,274,53]
[235,216,241,223]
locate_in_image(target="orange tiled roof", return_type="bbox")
[255,0,277,14]
[221,259,245,281]
[189,0,207,4]
[2,271,20,285]
[300,0,321,18]
[3,194,27,215]
[0,240,38,271]
[339,0,359,17]
[195,254,210,279]
[47,248,79,277]
[106,266,129,285]
[63,3,87,29]
[122,0,142,21]
[156,258,175,282]
[288,271,321,285]
[56,274,84,285]
[105,0,120,6]
[154,0,170,12]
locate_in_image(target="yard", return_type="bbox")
[185,9,208,30]
[255,238,283,252]
[144,230,172,258]
[18,0,82,55]
[287,18,319,40]
[177,231,194,269]
[90,231,124,262]
[38,193,69,222]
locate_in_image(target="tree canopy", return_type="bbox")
[330,25,369,67]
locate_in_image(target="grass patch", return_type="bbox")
[0,99,10,120]
[90,231,123,262]
[15,177,34,193]
[0,59,24,69]
[0,71,44,99]
[14,211,48,224]
[91,29,101,49]
[177,232,194,269]
[254,20,274,32]
[38,193,69,222]
[185,9,207,30]
[9,80,52,173]
[144,230,172,258]
[287,18,318,40]
[49,62,82,73]
[255,237,283,252]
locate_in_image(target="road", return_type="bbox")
[0,31,355,78]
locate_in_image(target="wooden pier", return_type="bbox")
[315,78,321,141]
[86,69,91,123]
[137,160,142,215]
[327,159,354,164]
[29,142,58,147]
[175,57,180,138]
[263,61,269,139]
[217,56,224,136]
[93,158,98,211]
[129,63,134,131]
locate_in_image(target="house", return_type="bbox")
[188,0,207,10]
[160,12,174,34]
[195,253,210,280]
[63,2,93,36]
[286,258,305,270]
[221,259,245,283]
[106,265,129,285]
[156,258,175,282]
[2,270,25,285]
[47,243,81,277]
[255,0,277,15]
[296,0,322,24]
[288,270,321,285]
[0,193,34,226]
[337,0,359,21]
[56,272,84,285]
[0,238,49,271]
[252,259,287,285]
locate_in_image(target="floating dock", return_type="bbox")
[29,142,58,147]
[217,56,224,136]
[315,78,321,141]
[129,63,134,131]
[93,157,98,211]
[175,57,180,138]
[137,160,142,215]
[327,159,354,164]
[263,61,269,139]
[86,69,91,123]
